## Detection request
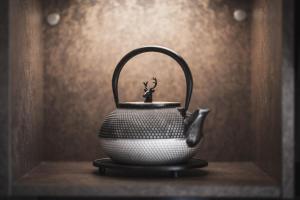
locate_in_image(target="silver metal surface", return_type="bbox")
[99,108,186,139]
[100,138,203,165]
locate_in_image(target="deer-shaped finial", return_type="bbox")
[143,77,157,102]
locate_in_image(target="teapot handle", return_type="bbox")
[112,45,193,112]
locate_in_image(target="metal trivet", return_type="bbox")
[93,158,208,178]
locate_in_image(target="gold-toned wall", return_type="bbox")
[42,0,252,161]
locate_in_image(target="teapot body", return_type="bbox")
[99,107,201,165]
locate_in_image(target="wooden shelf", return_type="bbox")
[12,162,280,198]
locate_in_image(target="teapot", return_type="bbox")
[98,46,210,165]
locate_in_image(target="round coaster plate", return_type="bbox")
[93,158,208,178]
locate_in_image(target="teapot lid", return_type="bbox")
[118,101,181,109]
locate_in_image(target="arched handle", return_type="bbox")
[112,46,193,112]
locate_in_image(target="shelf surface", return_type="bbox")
[13,161,280,198]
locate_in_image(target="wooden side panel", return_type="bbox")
[42,0,253,161]
[281,0,294,197]
[0,0,9,195]
[10,0,44,180]
[251,0,282,181]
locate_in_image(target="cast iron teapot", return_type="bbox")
[98,46,210,165]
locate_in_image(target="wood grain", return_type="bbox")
[251,0,282,181]
[13,161,280,198]
[42,0,253,161]
[10,0,44,180]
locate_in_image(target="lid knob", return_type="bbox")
[143,77,157,103]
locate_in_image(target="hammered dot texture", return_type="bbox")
[99,108,186,139]
[100,138,202,165]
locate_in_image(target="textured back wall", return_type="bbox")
[42,0,252,161]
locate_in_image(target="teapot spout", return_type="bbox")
[184,108,210,147]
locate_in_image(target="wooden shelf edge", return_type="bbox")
[12,161,281,198]
[12,184,280,198]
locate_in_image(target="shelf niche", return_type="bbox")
[2,0,294,198]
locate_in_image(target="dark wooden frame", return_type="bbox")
[281,0,295,197]
[0,0,10,196]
